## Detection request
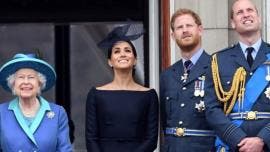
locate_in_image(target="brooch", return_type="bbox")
[195,100,206,112]
[46,111,55,119]
[194,76,205,97]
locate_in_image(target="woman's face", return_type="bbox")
[13,68,41,99]
[109,41,137,71]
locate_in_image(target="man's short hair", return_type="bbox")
[170,8,202,31]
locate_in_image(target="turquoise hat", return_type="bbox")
[0,53,56,92]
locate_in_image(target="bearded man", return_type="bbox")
[160,8,215,152]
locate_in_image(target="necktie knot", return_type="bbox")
[246,47,254,54]
[184,60,193,71]
[246,47,254,67]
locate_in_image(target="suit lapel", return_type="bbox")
[231,42,270,71]
[231,43,250,70]
[30,97,51,134]
[185,51,210,84]
[251,42,269,71]
[8,99,37,146]
[171,60,185,87]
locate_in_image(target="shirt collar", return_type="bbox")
[239,38,262,55]
[182,48,203,65]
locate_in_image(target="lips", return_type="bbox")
[182,34,192,39]
[243,19,253,24]
[20,86,33,91]
[118,59,129,63]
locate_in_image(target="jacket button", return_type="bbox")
[166,96,170,100]
[180,103,185,107]
[182,87,187,90]
[178,121,183,125]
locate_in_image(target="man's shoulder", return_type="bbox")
[161,60,182,73]
[160,61,183,80]
[264,41,270,48]
[216,44,237,55]
[210,44,238,60]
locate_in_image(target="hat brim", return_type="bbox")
[0,58,56,92]
[97,24,144,49]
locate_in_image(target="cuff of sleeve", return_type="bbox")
[257,127,270,149]
[223,125,246,149]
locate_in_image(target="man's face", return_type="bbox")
[171,14,202,52]
[231,0,261,35]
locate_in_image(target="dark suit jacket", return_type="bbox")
[205,41,270,151]
[160,51,215,152]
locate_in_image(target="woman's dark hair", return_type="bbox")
[107,40,137,59]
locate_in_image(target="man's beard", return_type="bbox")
[176,35,200,52]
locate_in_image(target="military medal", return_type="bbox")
[265,87,270,99]
[264,61,270,81]
[266,64,270,81]
[199,76,205,97]
[199,90,205,97]
[194,80,200,96]
[264,61,270,99]
[181,72,188,82]
[194,90,200,97]
[181,60,193,83]
[266,75,270,81]
[195,100,205,112]
[194,76,205,97]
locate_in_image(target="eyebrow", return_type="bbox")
[113,46,132,50]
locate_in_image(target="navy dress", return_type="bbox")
[85,87,158,152]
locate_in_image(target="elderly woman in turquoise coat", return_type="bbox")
[0,53,72,152]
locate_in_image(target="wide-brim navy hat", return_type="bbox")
[0,53,56,92]
[97,24,144,49]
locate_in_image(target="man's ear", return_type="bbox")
[171,32,176,41]
[198,25,203,36]
[231,19,236,29]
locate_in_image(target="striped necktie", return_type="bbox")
[184,60,193,73]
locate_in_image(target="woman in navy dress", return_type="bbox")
[85,24,158,152]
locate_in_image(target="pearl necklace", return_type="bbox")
[19,100,40,117]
